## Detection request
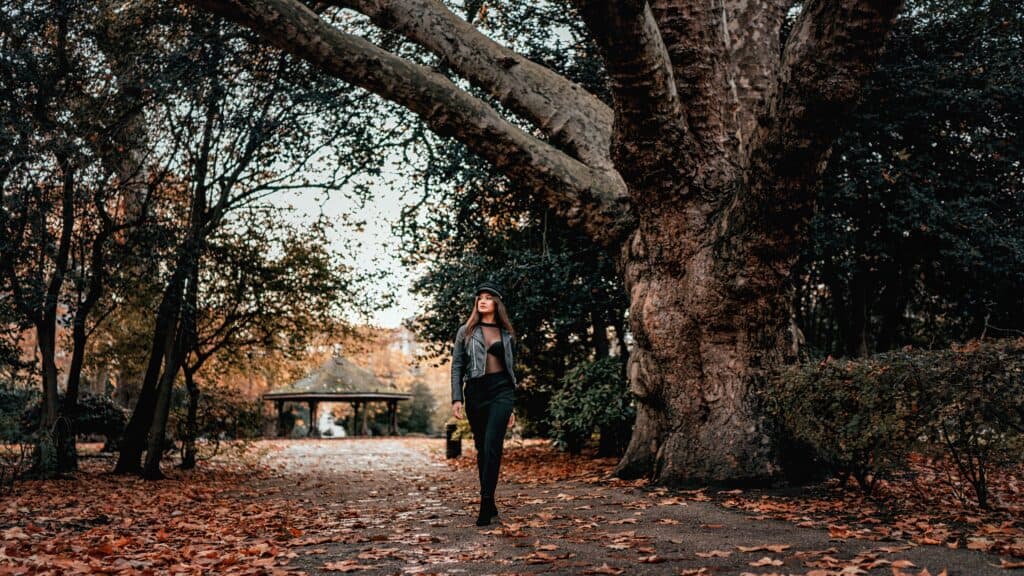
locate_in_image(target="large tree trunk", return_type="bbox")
[613,203,799,484]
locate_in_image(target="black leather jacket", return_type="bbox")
[450,322,518,404]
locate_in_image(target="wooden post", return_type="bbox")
[389,400,398,435]
[360,401,370,436]
[307,400,320,437]
[276,401,286,437]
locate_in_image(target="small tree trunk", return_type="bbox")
[142,326,185,480]
[846,264,871,357]
[143,257,199,480]
[181,368,200,470]
[33,324,69,477]
[590,308,610,359]
[114,269,186,474]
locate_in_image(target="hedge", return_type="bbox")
[764,337,1024,508]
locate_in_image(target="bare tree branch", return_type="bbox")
[328,0,614,170]
[194,0,634,246]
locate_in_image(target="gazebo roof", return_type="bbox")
[264,354,410,399]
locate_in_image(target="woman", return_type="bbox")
[451,280,518,526]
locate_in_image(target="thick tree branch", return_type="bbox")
[194,0,634,246]
[572,0,689,163]
[648,0,729,159]
[720,0,902,255]
[756,0,902,179]
[328,0,614,170]
[721,0,790,160]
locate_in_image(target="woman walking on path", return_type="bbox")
[451,280,518,526]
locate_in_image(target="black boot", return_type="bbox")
[476,497,497,526]
[484,497,499,520]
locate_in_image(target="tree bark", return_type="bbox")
[180,273,202,470]
[35,154,78,476]
[590,307,610,359]
[142,308,188,479]
[181,371,199,469]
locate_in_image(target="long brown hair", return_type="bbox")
[465,292,516,338]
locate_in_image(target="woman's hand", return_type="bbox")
[508,412,515,429]
[452,401,464,420]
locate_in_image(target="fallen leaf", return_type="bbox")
[696,550,732,558]
[582,562,624,574]
[749,556,783,566]
[323,559,379,572]
[737,544,791,553]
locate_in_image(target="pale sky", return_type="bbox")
[273,181,425,330]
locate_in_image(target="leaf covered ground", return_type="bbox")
[1,438,1022,575]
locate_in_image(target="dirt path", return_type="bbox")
[254,438,1013,575]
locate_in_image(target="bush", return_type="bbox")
[0,387,36,442]
[21,392,127,449]
[765,337,1024,506]
[158,385,265,467]
[921,340,1024,507]
[546,356,634,455]
[169,385,263,456]
[0,390,34,494]
[766,352,929,492]
[396,381,436,435]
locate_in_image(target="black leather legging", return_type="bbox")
[464,371,515,498]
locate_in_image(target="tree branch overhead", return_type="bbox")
[328,0,615,171]
[195,0,635,246]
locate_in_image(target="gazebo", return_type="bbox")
[263,354,413,437]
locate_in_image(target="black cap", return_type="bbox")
[476,280,505,300]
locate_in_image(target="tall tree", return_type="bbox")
[0,0,167,474]
[196,0,903,484]
[178,209,364,469]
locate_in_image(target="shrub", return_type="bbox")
[765,337,1024,506]
[0,391,34,494]
[920,340,1024,507]
[20,392,127,449]
[0,387,35,435]
[546,356,634,455]
[396,381,436,435]
[173,386,263,440]
[766,353,929,492]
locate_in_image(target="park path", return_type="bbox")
[254,437,1013,575]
